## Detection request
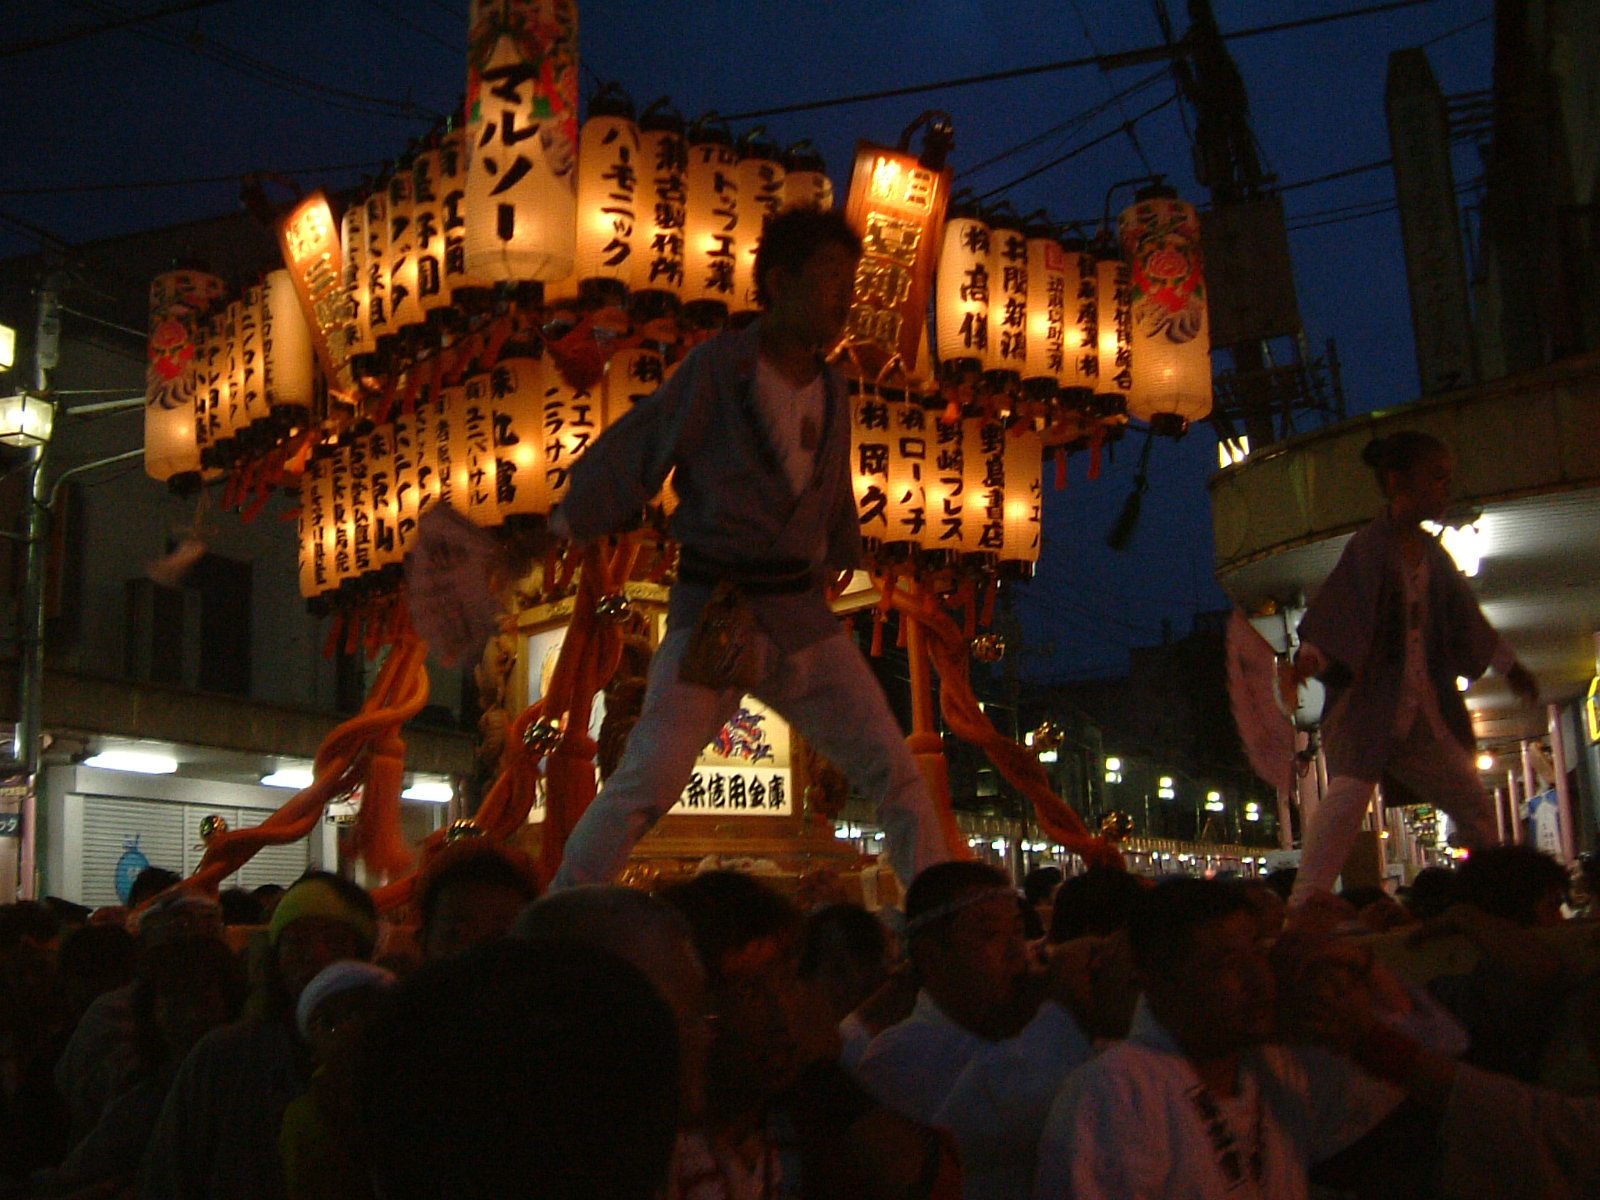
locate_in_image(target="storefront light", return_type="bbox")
[86,749,178,775]
[0,393,54,447]
[401,778,454,803]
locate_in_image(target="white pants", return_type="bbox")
[1292,715,1500,903]
[550,627,948,890]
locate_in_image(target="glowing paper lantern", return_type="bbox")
[849,388,891,545]
[364,423,401,572]
[1094,254,1133,411]
[1119,189,1212,434]
[934,213,991,369]
[918,413,966,552]
[262,269,314,431]
[987,217,1028,376]
[1001,425,1043,564]
[328,444,353,590]
[411,148,448,316]
[144,269,224,484]
[386,167,423,332]
[274,192,352,393]
[732,135,785,315]
[389,405,421,559]
[601,346,665,426]
[346,433,377,579]
[488,355,546,517]
[883,399,930,546]
[682,129,740,311]
[782,140,833,211]
[463,0,579,285]
[964,417,1006,559]
[341,200,375,357]
[198,314,229,465]
[1061,243,1098,395]
[363,191,390,342]
[235,285,270,437]
[1024,234,1067,391]
[434,382,463,514]
[538,369,600,509]
[633,104,687,300]
[573,93,640,302]
[216,299,246,452]
[299,452,332,599]
[453,374,499,525]
[405,379,442,526]
[439,127,472,298]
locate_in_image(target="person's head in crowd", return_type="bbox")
[251,883,286,920]
[415,840,541,961]
[1049,864,1148,944]
[799,902,894,1022]
[127,866,182,911]
[265,872,378,1017]
[0,898,62,958]
[1232,878,1287,941]
[295,959,393,1065]
[1023,865,1064,937]
[43,896,92,932]
[903,861,1034,1039]
[129,935,247,1080]
[358,939,679,1200]
[1339,884,1415,932]
[1362,429,1453,523]
[1404,866,1460,921]
[133,890,224,945]
[218,886,263,926]
[1264,866,1298,902]
[55,921,136,1017]
[1455,844,1569,927]
[662,870,822,1120]
[1130,878,1274,1063]
[515,884,709,1123]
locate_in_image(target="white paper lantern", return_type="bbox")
[574,104,641,299]
[387,169,423,331]
[453,374,500,525]
[732,146,785,314]
[463,0,579,284]
[217,299,246,449]
[262,269,314,428]
[883,399,930,546]
[198,314,229,464]
[601,346,665,427]
[388,405,421,559]
[1094,255,1133,408]
[1024,236,1067,388]
[849,389,891,545]
[438,127,472,298]
[237,285,271,436]
[487,355,547,517]
[964,417,1006,559]
[144,269,223,483]
[366,422,403,572]
[346,433,377,579]
[633,113,687,299]
[407,380,442,523]
[935,216,991,369]
[328,444,353,589]
[299,452,332,599]
[341,199,376,357]
[411,148,448,316]
[987,221,1028,375]
[1001,424,1043,564]
[363,191,391,342]
[434,382,464,514]
[1118,191,1212,433]
[918,413,967,552]
[682,133,740,310]
[538,368,600,509]
[1061,245,1098,394]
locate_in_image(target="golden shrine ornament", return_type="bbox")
[1031,721,1065,753]
[522,719,564,756]
[970,633,1006,663]
[446,819,486,842]
[1100,811,1135,842]
[594,592,633,623]
[198,813,229,842]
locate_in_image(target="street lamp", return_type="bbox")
[0,393,54,447]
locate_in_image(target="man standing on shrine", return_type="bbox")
[549,206,947,889]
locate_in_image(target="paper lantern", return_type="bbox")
[1001,424,1043,564]
[410,148,448,316]
[299,452,333,599]
[453,374,500,525]
[1094,254,1133,410]
[262,269,314,431]
[849,388,891,545]
[538,368,600,509]
[363,191,391,342]
[934,214,991,369]
[341,199,376,356]
[438,127,472,298]
[918,413,966,552]
[275,192,352,392]
[487,355,547,517]
[144,269,223,483]
[1119,189,1212,434]
[573,94,640,301]
[236,285,271,437]
[434,382,464,514]
[386,168,423,332]
[732,137,785,315]
[1024,235,1067,390]
[365,423,401,572]
[388,405,420,559]
[346,433,377,579]
[987,218,1028,376]
[405,379,442,524]
[682,129,740,311]
[215,299,246,452]
[1061,243,1098,395]
[327,444,353,590]
[782,140,833,211]
[463,0,579,285]
[633,105,687,299]
[883,399,930,546]
[198,313,229,465]
[601,345,665,426]
[964,417,1006,559]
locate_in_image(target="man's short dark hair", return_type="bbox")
[902,861,1011,948]
[1022,866,1064,907]
[128,867,182,910]
[1049,866,1148,943]
[660,870,801,981]
[1128,877,1252,975]
[415,841,543,936]
[753,206,862,308]
[799,902,888,980]
[358,939,679,1200]
[1455,845,1569,925]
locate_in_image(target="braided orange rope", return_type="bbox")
[877,577,1124,870]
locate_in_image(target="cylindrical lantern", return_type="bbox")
[434,382,463,514]
[411,148,448,316]
[215,299,246,454]
[198,313,229,466]
[1094,252,1133,410]
[299,451,332,599]
[732,134,786,315]
[918,413,966,552]
[883,399,930,546]
[537,367,600,510]
[488,355,547,517]
[1001,424,1043,564]
[1060,242,1098,395]
[341,199,376,357]
[573,89,640,303]
[1024,234,1067,390]
[387,167,423,332]
[849,387,891,545]
[964,417,1006,560]
[1119,189,1212,434]
[463,0,579,285]
[633,103,687,300]
[438,127,472,299]
[682,126,740,312]
[782,140,833,211]
[363,190,391,342]
[389,403,421,560]
[327,443,353,592]
[237,285,271,437]
[346,433,376,580]
[986,216,1028,376]
[366,422,402,572]
[404,379,440,529]
[601,345,664,427]
[262,269,314,432]
[934,213,991,370]
[453,374,500,526]
[144,269,224,484]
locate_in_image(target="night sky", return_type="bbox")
[2,0,1493,679]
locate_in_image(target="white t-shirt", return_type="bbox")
[755,356,826,497]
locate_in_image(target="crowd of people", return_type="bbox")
[1,840,1597,1199]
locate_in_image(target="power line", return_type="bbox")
[1067,0,1156,175]
[0,159,388,198]
[1276,157,1393,193]
[350,0,463,53]
[971,94,1179,202]
[0,0,237,57]
[1421,10,1492,47]
[721,0,1456,121]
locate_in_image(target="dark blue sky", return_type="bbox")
[2,0,1493,679]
